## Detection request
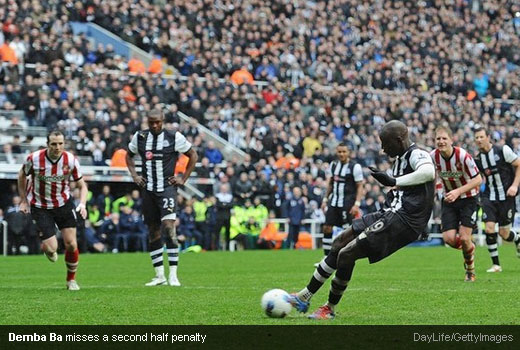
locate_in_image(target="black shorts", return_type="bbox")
[441,197,478,231]
[481,197,516,226]
[31,200,78,240]
[352,210,420,264]
[325,205,353,227]
[142,186,177,227]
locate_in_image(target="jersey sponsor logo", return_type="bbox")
[485,169,492,176]
[145,151,153,160]
[334,175,346,182]
[37,174,68,182]
[439,170,464,179]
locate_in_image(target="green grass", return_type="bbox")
[1,246,519,325]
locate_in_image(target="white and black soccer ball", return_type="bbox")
[261,289,293,318]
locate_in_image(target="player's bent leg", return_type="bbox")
[62,227,78,252]
[308,239,365,320]
[290,228,356,313]
[484,222,501,271]
[459,226,475,281]
[442,230,461,249]
[162,219,181,287]
[314,224,333,267]
[62,227,80,290]
[336,238,366,270]
[41,236,58,262]
[322,224,333,256]
[498,225,520,257]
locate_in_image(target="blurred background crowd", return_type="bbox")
[1,0,520,254]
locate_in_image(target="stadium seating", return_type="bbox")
[1,0,520,253]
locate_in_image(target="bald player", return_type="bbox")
[288,120,435,319]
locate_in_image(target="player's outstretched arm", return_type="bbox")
[369,167,396,187]
[370,162,436,187]
[395,163,435,186]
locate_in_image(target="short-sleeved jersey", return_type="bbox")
[327,161,363,208]
[475,145,518,201]
[128,129,191,193]
[386,144,435,234]
[431,146,480,199]
[23,149,83,209]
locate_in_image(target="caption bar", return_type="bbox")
[8,332,206,344]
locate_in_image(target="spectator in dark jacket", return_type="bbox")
[96,185,113,218]
[233,172,253,204]
[6,196,33,254]
[178,205,202,248]
[99,212,128,253]
[282,187,306,249]
[213,183,234,251]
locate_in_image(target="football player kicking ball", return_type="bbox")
[288,121,435,319]
[18,130,88,290]
[431,126,482,282]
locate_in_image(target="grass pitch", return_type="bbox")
[1,246,519,325]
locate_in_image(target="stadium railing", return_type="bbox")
[177,111,247,162]
[70,22,131,62]
[70,21,175,73]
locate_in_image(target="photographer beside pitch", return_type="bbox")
[17,130,88,291]
[289,120,435,319]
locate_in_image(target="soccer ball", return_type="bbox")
[261,289,293,318]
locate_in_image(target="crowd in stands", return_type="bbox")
[2,1,520,254]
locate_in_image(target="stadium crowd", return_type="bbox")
[1,0,520,254]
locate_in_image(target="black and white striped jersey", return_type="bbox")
[386,144,435,234]
[128,129,191,193]
[475,145,518,201]
[327,161,363,208]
